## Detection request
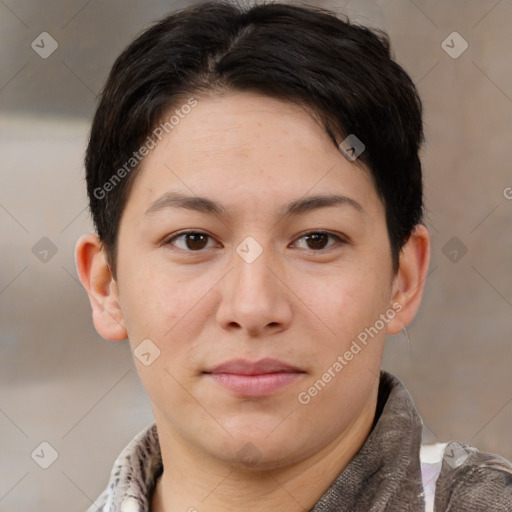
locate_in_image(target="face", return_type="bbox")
[114,91,398,469]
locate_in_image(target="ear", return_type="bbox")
[386,224,430,335]
[74,234,127,341]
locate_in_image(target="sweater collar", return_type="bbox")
[311,370,425,511]
[93,370,425,512]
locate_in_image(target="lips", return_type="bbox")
[203,358,305,397]
[205,358,303,375]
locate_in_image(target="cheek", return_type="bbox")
[119,262,216,356]
[298,264,389,346]
[118,264,213,411]
[294,267,388,420]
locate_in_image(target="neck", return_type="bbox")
[151,394,377,512]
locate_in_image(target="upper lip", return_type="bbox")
[204,358,304,375]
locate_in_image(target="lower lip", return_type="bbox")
[207,372,303,397]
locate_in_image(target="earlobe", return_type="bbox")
[386,224,430,335]
[75,234,128,341]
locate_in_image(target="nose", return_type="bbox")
[215,243,293,337]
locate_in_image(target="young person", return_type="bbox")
[75,1,512,510]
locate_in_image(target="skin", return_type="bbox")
[76,91,430,512]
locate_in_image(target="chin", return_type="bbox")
[202,425,308,470]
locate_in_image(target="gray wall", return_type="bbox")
[1,0,511,510]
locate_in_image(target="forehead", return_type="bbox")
[127,92,382,220]
[173,92,332,152]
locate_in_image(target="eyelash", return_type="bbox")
[163,230,346,253]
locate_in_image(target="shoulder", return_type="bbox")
[86,423,161,512]
[433,441,512,511]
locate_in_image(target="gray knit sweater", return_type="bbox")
[87,371,512,511]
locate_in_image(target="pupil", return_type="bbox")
[307,233,327,250]
[187,233,207,250]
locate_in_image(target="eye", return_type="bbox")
[164,230,218,251]
[163,230,345,252]
[293,231,345,251]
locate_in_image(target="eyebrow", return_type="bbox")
[144,191,365,218]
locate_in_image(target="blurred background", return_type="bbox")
[1,0,511,510]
